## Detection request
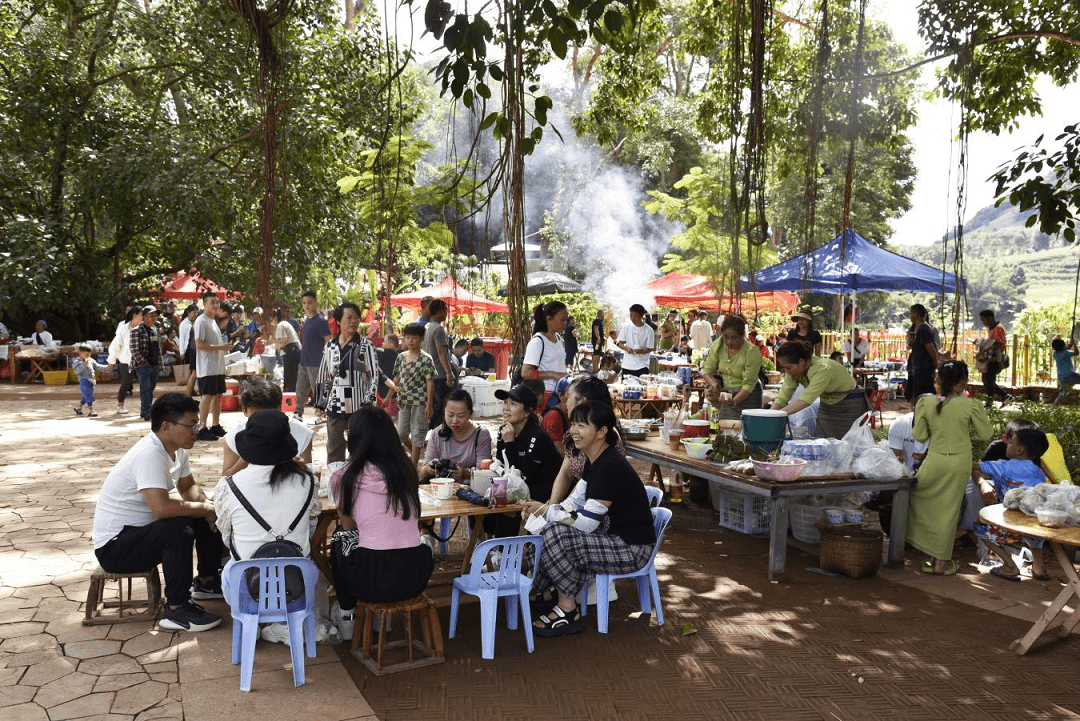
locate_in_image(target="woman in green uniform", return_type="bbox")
[770,340,866,438]
[703,315,763,421]
[909,361,992,575]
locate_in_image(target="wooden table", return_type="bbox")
[852,367,888,387]
[310,490,525,585]
[978,504,1080,654]
[625,435,914,581]
[14,345,74,383]
[614,396,681,420]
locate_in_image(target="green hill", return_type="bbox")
[894,199,1080,306]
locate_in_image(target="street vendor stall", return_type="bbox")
[626,435,913,581]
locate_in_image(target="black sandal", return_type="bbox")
[534,604,583,638]
[530,587,558,615]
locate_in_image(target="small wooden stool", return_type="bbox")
[83,567,162,626]
[350,593,444,675]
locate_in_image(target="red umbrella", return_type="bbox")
[161,271,239,301]
[643,272,799,315]
[391,277,508,315]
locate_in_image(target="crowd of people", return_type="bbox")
[86,288,1075,642]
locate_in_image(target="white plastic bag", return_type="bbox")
[840,413,875,459]
[853,441,907,480]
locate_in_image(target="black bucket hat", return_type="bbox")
[235,410,298,466]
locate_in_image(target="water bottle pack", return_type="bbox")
[781,440,834,477]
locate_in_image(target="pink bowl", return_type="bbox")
[751,457,807,481]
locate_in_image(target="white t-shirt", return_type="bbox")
[178,317,193,356]
[275,320,300,347]
[214,465,320,562]
[224,415,313,457]
[92,433,190,548]
[194,313,225,377]
[523,333,567,391]
[887,412,929,473]
[689,319,713,350]
[842,337,869,362]
[30,330,53,346]
[617,322,655,372]
[107,320,133,365]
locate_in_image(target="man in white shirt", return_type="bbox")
[92,393,223,632]
[689,310,713,362]
[842,328,870,368]
[887,410,929,474]
[194,292,232,441]
[616,303,656,377]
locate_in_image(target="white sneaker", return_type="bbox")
[116,406,128,415]
[260,622,291,645]
[331,601,355,641]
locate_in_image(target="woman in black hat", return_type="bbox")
[326,405,434,642]
[785,311,823,356]
[213,410,320,591]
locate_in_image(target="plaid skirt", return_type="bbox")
[532,523,653,599]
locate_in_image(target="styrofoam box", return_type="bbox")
[465,379,510,408]
[473,400,502,418]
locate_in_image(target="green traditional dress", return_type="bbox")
[703,339,763,420]
[908,394,992,559]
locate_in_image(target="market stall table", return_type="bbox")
[14,345,74,383]
[978,504,1080,654]
[614,396,682,420]
[625,435,914,580]
[309,489,525,587]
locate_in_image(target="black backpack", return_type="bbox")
[225,474,315,603]
[511,332,553,385]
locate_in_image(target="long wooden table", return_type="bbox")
[310,489,525,585]
[614,396,681,420]
[978,504,1080,654]
[626,435,914,581]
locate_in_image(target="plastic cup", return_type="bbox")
[825,508,845,524]
[492,478,508,508]
[669,429,684,451]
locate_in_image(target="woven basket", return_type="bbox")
[818,524,883,579]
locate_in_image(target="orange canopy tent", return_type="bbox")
[643,272,800,315]
[390,277,508,315]
[161,271,240,301]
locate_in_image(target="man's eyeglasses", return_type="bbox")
[171,421,202,432]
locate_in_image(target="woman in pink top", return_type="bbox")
[328,406,433,641]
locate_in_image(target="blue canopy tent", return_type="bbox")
[738,229,965,352]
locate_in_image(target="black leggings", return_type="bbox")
[116,362,134,404]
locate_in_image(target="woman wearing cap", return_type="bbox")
[213,410,321,591]
[525,401,655,638]
[327,406,434,641]
[701,315,763,421]
[221,377,313,476]
[316,302,380,463]
[785,311,822,356]
[269,308,302,393]
[522,301,569,403]
[540,376,572,455]
[419,389,492,482]
[770,340,866,439]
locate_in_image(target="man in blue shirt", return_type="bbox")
[464,337,496,376]
[294,290,332,423]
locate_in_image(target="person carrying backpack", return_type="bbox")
[213,410,321,600]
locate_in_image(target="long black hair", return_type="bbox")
[533,300,567,334]
[339,405,420,520]
[566,375,622,454]
[568,401,619,447]
[935,360,969,414]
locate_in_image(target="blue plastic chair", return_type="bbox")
[448,535,544,659]
[580,507,672,633]
[645,485,663,507]
[225,558,319,692]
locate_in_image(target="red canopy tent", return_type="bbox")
[390,277,508,315]
[161,271,239,301]
[643,272,800,315]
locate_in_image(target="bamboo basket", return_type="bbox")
[818,524,883,579]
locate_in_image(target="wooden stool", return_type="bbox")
[350,593,444,675]
[83,567,162,626]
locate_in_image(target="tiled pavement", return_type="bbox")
[3,384,1080,720]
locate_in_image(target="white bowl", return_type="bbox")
[681,439,711,459]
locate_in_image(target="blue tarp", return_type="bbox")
[738,229,964,294]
